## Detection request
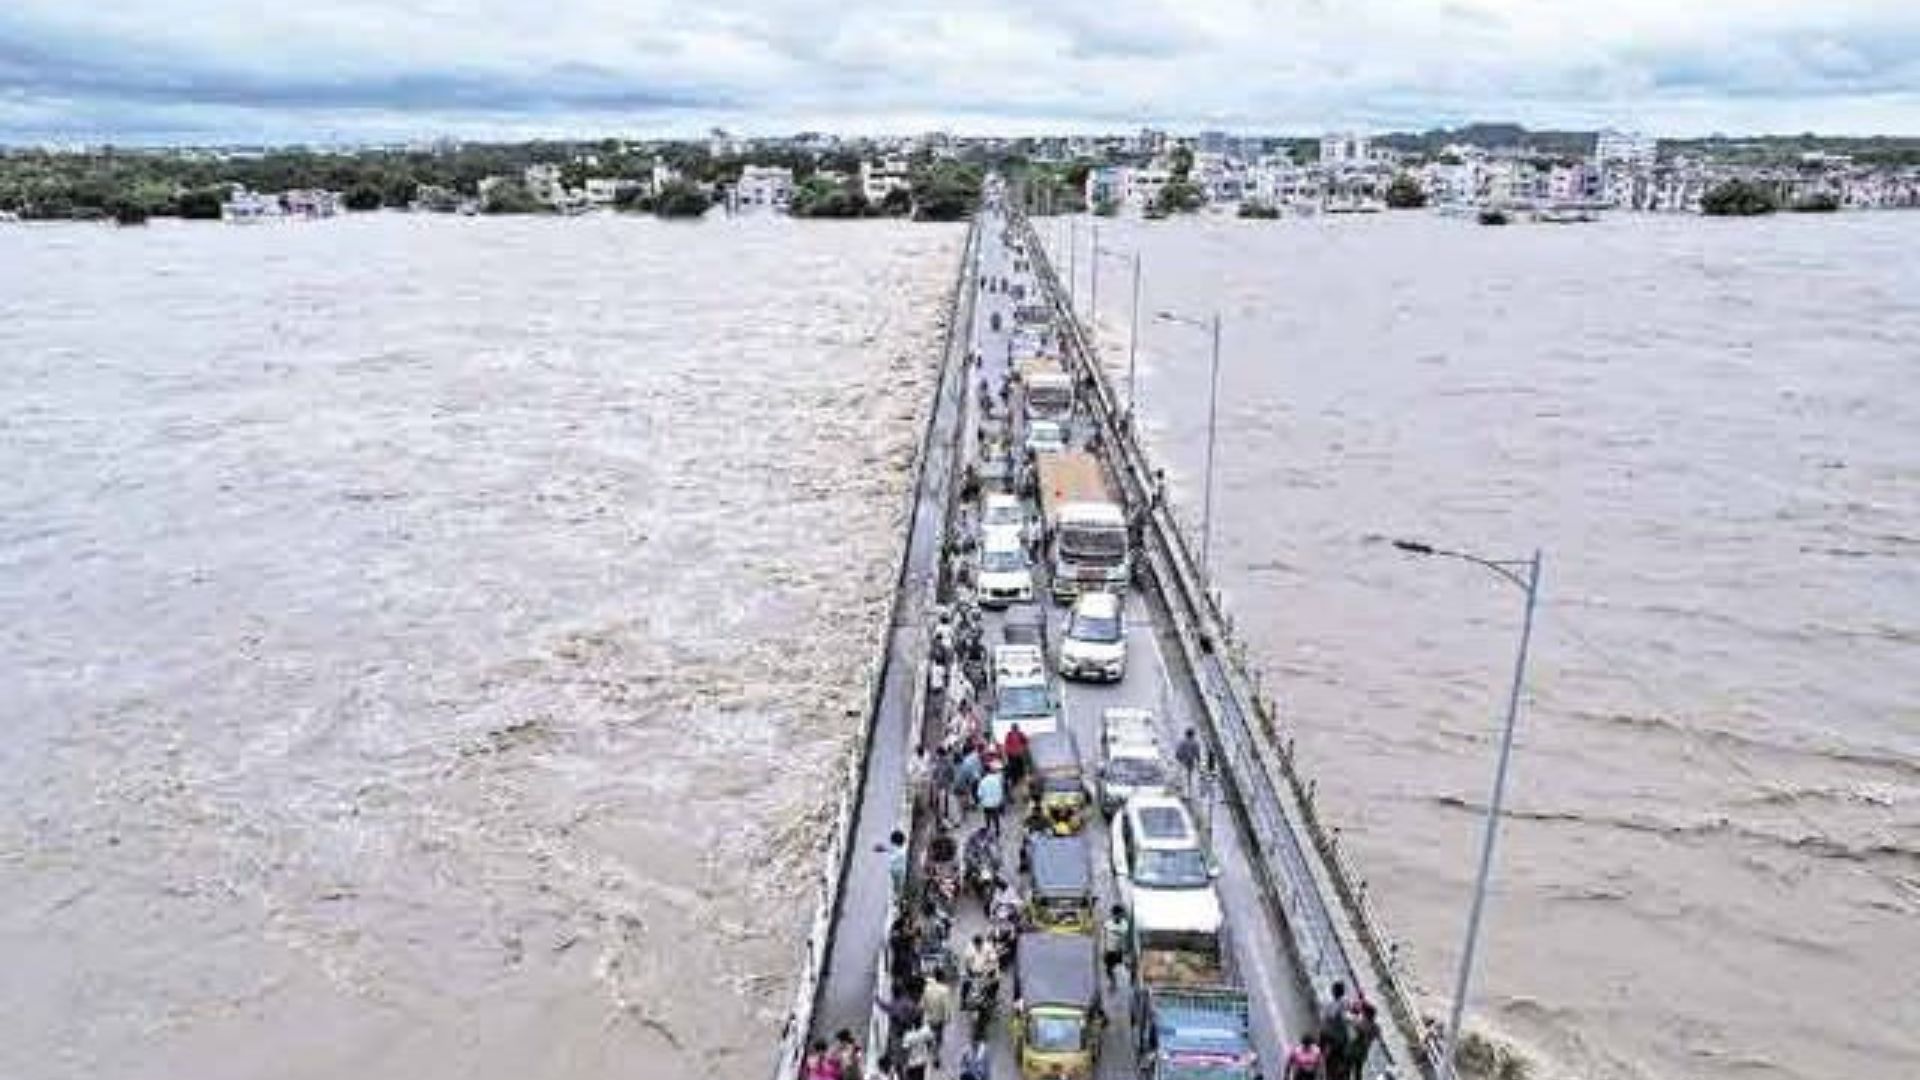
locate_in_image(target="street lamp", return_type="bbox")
[1154,309,1223,575]
[1390,539,1544,1071]
[1091,237,1143,417]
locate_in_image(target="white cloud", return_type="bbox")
[0,0,1915,140]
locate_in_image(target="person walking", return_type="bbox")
[976,765,1008,839]
[899,1019,937,1080]
[803,1038,841,1080]
[921,971,954,1063]
[957,1037,992,1080]
[1318,981,1353,1080]
[1345,1001,1380,1080]
[930,748,956,827]
[1101,903,1131,987]
[954,747,984,815]
[1002,722,1030,792]
[1284,1034,1325,1080]
[1174,728,1203,796]
[878,830,910,897]
[830,1030,864,1080]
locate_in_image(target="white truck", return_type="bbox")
[1036,451,1131,602]
[1015,357,1075,422]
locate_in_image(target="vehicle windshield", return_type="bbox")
[984,503,1023,527]
[1162,1059,1253,1080]
[982,547,1028,573]
[1027,1010,1086,1052]
[998,684,1051,717]
[1070,611,1121,643]
[1061,527,1127,560]
[1106,757,1164,786]
[1135,847,1211,888]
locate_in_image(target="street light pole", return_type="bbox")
[1090,223,1100,330]
[1200,312,1222,573]
[1127,253,1141,417]
[1391,540,1544,1068]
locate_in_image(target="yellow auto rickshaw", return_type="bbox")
[1027,730,1088,834]
[1012,932,1103,1080]
[1022,831,1094,933]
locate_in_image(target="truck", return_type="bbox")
[1130,917,1257,1080]
[1035,451,1130,602]
[1015,357,1075,421]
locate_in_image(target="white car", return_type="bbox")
[1058,591,1126,681]
[990,644,1059,742]
[1099,708,1168,815]
[981,492,1027,532]
[1024,419,1068,456]
[1110,793,1222,936]
[976,525,1033,607]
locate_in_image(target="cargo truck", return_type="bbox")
[1035,451,1130,602]
[1015,357,1075,421]
[1130,919,1257,1080]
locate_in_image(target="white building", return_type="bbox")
[583,177,643,206]
[1320,132,1371,165]
[522,164,564,205]
[1594,130,1657,170]
[860,157,913,205]
[734,165,794,213]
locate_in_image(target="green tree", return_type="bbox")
[344,185,383,211]
[1384,174,1428,209]
[1153,179,1205,215]
[480,179,543,214]
[910,161,982,221]
[1237,200,1280,219]
[177,187,225,220]
[1701,179,1778,216]
[1169,145,1194,180]
[791,176,869,218]
[653,180,711,218]
[879,186,913,217]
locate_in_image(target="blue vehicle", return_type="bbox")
[1135,986,1257,1080]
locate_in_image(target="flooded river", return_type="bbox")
[0,215,961,1080]
[1056,212,1919,1080]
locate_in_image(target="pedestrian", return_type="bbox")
[1284,1034,1325,1080]
[803,1038,841,1080]
[908,748,930,817]
[878,830,909,897]
[899,1019,937,1080]
[930,749,956,827]
[1174,728,1203,794]
[1101,903,1131,987]
[921,971,954,1060]
[954,747,984,814]
[1002,723,1030,791]
[961,934,999,1002]
[1319,981,1353,1080]
[958,1037,991,1080]
[831,1029,864,1080]
[888,919,918,989]
[1346,1001,1380,1080]
[976,766,1007,839]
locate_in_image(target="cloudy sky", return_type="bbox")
[2,0,1917,143]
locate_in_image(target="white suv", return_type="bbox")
[975,524,1033,607]
[1110,793,1222,936]
[1059,590,1126,681]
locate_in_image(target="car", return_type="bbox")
[981,492,1028,532]
[1110,793,1222,937]
[976,525,1033,607]
[1058,591,1126,681]
[1098,708,1168,815]
[1024,418,1068,456]
[991,644,1059,742]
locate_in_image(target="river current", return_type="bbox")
[0,215,961,1080]
[1053,212,1919,1080]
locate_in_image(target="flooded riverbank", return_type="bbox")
[0,215,963,1080]
[1053,211,1920,1080]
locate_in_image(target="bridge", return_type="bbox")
[773,193,1452,1080]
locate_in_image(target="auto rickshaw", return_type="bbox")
[1011,932,1103,1080]
[1022,831,1094,933]
[1027,730,1088,835]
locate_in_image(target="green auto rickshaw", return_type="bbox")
[1027,730,1088,834]
[1012,932,1104,1080]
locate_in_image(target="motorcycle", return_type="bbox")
[963,827,999,903]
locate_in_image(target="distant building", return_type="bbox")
[734,165,794,213]
[1594,130,1657,170]
[1196,130,1229,155]
[1320,132,1371,165]
[861,157,913,205]
[583,177,642,206]
[523,163,564,205]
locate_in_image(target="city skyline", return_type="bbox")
[3,1,1918,144]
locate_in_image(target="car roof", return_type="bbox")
[1126,796,1200,848]
[1073,591,1121,618]
[985,493,1022,510]
[981,524,1025,551]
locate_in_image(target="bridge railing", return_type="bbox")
[1013,212,1454,1080]
[773,217,981,1080]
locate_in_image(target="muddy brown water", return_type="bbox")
[0,215,963,1080]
